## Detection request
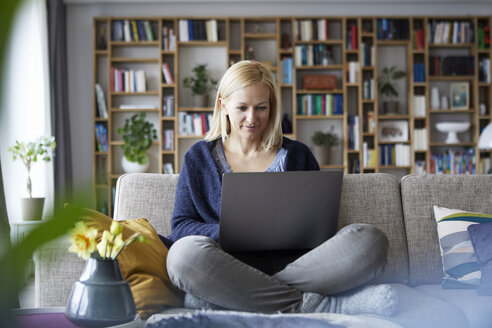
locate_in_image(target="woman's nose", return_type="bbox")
[245,107,255,121]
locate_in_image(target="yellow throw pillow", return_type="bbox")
[67,205,183,319]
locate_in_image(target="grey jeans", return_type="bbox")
[166,223,388,313]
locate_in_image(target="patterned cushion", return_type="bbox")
[433,205,492,289]
[467,222,492,295]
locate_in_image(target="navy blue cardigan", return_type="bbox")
[167,137,320,244]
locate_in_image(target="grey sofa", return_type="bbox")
[35,173,492,327]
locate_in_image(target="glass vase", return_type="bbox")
[65,256,136,328]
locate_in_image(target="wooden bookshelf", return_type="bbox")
[93,16,492,214]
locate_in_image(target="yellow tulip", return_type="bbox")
[68,221,98,260]
[110,221,123,236]
[97,230,124,259]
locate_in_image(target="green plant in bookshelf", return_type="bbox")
[117,113,157,173]
[311,129,339,166]
[183,64,217,106]
[378,65,406,115]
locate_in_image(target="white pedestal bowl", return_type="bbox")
[435,122,471,144]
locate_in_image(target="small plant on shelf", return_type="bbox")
[311,128,339,166]
[183,64,217,106]
[378,65,406,114]
[117,113,157,172]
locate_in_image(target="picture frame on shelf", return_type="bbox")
[450,82,469,110]
[378,120,409,142]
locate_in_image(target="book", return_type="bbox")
[95,84,108,118]
[162,63,174,84]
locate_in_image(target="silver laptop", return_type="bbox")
[219,170,343,252]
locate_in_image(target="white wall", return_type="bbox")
[66,1,492,191]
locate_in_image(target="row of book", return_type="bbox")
[110,67,147,92]
[178,112,213,136]
[294,44,336,67]
[477,25,490,50]
[162,26,176,50]
[297,94,343,116]
[380,144,411,167]
[428,56,474,76]
[346,24,358,50]
[427,20,474,44]
[413,63,425,82]
[112,20,155,42]
[377,19,410,41]
[413,28,426,50]
[429,149,476,174]
[361,42,374,67]
[95,84,108,118]
[295,19,332,42]
[414,128,428,151]
[162,129,174,151]
[161,63,174,84]
[162,95,175,117]
[478,58,491,83]
[413,95,426,117]
[281,57,293,84]
[362,142,377,168]
[362,78,375,100]
[178,19,221,42]
[347,115,360,151]
[95,123,109,152]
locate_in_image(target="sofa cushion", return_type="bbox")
[433,206,492,289]
[468,222,492,295]
[400,174,492,286]
[76,206,183,319]
[113,173,179,236]
[338,174,408,284]
[415,284,492,328]
[389,283,468,328]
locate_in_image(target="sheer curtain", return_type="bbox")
[0,0,53,222]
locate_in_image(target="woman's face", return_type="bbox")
[220,82,271,143]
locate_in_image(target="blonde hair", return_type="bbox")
[204,60,283,150]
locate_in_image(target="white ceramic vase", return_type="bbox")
[441,96,449,110]
[431,87,440,109]
[121,156,149,173]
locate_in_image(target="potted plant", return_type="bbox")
[378,65,406,115]
[183,64,217,107]
[8,136,56,220]
[117,112,157,173]
[311,128,339,165]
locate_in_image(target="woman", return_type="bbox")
[166,60,397,315]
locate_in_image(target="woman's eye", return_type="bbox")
[257,106,267,111]
[237,106,247,111]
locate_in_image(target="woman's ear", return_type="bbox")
[219,97,228,115]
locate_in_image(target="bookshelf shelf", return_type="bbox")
[296,89,344,94]
[178,41,228,47]
[428,76,475,81]
[296,65,344,70]
[111,41,160,47]
[179,107,214,112]
[110,58,159,63]
[296,115,344,120]
[92,15,492,214]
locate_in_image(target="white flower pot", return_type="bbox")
[121,156,149,173]
[21,197,44,221]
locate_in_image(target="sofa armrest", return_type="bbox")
[34,237,85,307]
